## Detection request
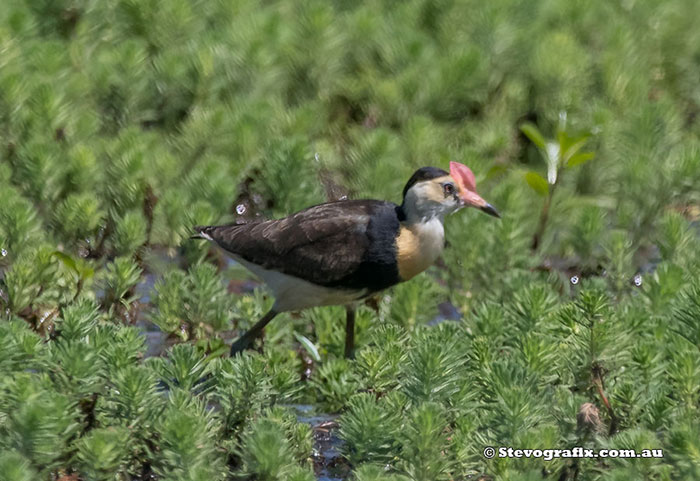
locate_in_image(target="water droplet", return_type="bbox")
[633,274,643,287]
[570,275,579,285]
[1,248,6,256]
[236,204,247,215]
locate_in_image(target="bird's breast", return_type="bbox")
[395,218,445,281]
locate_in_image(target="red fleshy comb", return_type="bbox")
[449,161,477,193]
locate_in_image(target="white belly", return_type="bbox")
[232,255,367,312]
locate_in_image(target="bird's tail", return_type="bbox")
[191,220,253,241]
[190,225,214,241]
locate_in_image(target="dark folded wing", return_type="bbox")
[196,200,401,290]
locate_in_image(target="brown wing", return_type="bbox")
[195,200,401,290]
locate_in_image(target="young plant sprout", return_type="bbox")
[520,114,595,250]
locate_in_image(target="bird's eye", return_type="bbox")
[443,183,455,196]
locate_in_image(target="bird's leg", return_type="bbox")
[344,306,356,359]
[230,309,278,356]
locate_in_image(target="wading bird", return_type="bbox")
[193,162,500,358]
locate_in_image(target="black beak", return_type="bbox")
[480,203,501,218]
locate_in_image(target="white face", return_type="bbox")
[402,175,462,221]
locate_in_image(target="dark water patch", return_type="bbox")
[289,404,350,481]
[428,301,462,326]
[636,244,662,274]
[227,277,261,295]
[135,320,173,358]
[134,272,158,304]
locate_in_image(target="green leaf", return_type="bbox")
[203,338,228,359]
[524,172,549,197]
[568,151,595,167]
[560,132,590,156]
[563,137,589,160]
[52,251,78,275]
[520,123,546,149]
[294,333,321,362]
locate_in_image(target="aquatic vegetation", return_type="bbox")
[1,0,700,480]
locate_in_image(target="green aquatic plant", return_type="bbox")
[398,402,452,481]
[150,263,233,339]
[340,393,403,466]
[520,116,595,251]
[309,358,361,412]
[150,390,227,481]
[0,374,81,477]
[1,0,700,479]
[100,256,142,318]
[234,409,313,481]
[72,427,132,481]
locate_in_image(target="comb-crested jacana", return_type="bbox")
[192,162,500,357]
